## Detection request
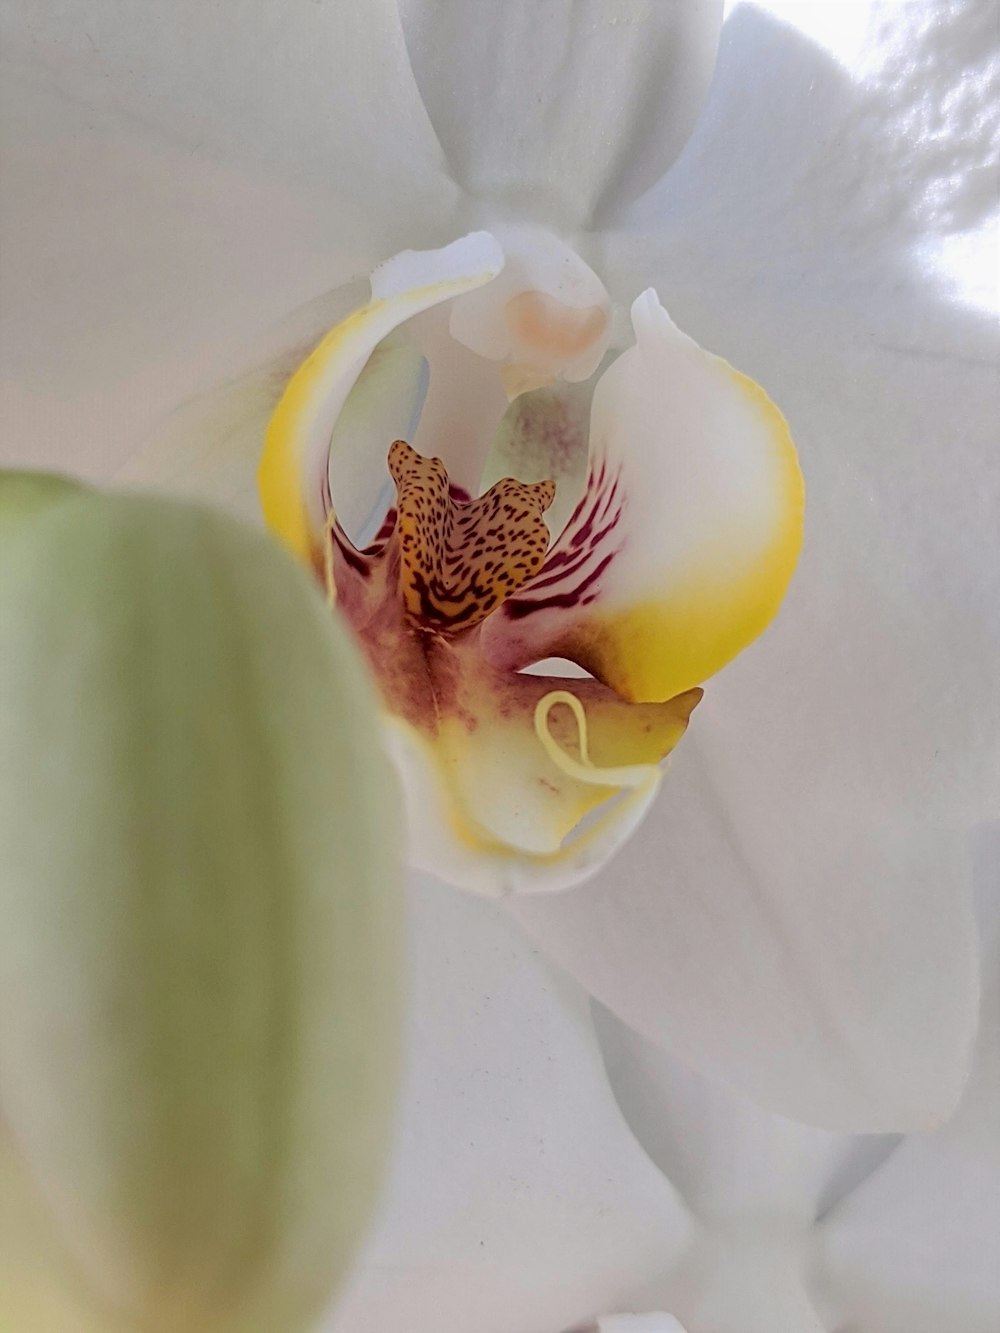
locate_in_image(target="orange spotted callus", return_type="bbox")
[387,440,555,632]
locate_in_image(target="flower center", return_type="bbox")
[387,440,555,632]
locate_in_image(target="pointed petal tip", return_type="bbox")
[630,287,682,341]
[676,686,705,719]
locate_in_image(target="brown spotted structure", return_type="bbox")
[387,440,556,631]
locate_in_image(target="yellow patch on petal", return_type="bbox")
[575,369,803,703]
[551,685,704,769]
[260,305,374,570]
[485,339,806,706]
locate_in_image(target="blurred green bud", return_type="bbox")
[0,468,82,539]
[0,484,403,1332]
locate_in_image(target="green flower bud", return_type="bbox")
[0,485,403,1332]
[0,468,82,539]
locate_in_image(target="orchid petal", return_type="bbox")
[326,875,693,1333]
[591,1007,898,1332]
[116,284,365,522]
[398,0,724,230]
[511,725,980,1130]
[599,2,1000,826]
[814,868,1000,1332]
[593,1003,900,1228]
[666,1228,826,1333]
[118,279,423,539]
[258,233,503,567]
[483,291,804,704]
[2,2,454,248]
[1,6,455,483]
[508,2,991,1132]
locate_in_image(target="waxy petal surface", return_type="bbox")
[484,291,804,704]
[398,0,723,229]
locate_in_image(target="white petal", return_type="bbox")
[593,1003,900,1227]
[116,282,367,520]
[325,875,693,1333]
[589,1318,688,1333]
[515,1,993,1132]
[813,865,1000,1332]
[399,0,724,230]
[665,1227,826,1333]
[1,4,453,480]
[3,1,452,240]
[511,730,980,1132]
[586,1010,886,1333]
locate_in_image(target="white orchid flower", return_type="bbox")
[1,0,995,1213]
[255,224,801,896]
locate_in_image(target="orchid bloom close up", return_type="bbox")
[2,1,999,1328]
[258,226,802,892]
[3,0,991,1133]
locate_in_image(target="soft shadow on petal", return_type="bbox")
[592,1002,901,1228]
[325,876,694,1333]
[664,1226,826,1333]
[398,0,723,231]
[511,726,979,1132]
[812,827,1000,1333]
